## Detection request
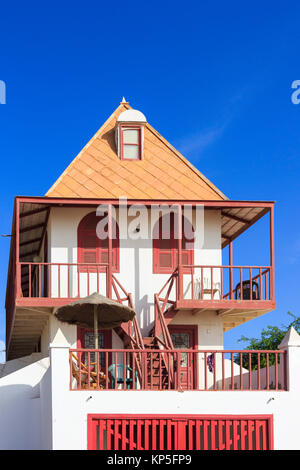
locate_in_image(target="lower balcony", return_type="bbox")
[69,348,287,392]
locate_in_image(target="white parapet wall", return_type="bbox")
[0,355,50,450]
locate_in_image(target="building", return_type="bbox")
[1,99,300,450]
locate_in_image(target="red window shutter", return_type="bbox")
[78,212,119,272]
[81,232,97,264]
[153,213,194,274]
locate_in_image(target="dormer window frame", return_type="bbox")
[119,124,143,161]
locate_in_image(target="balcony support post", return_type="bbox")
[177,204,183,301]
[107,204,113,299]
[16,198,21,297]
[229,240,233,300]
[269,206,275,301]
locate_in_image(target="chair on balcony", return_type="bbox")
[235,280,260,300]
[71,353,106,389]
[191,277,221,300]
[108,363,138,390]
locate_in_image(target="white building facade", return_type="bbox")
[2,101,298,450]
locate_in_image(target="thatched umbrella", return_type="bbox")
[54,292,136,348]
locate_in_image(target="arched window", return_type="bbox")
[78,212,119,272]
[153,213,194,273]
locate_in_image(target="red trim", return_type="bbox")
[43,232,48,297]
[168,324,198,348]
[168,325,198,390]
[87,414,274,450]
[71,348,286,392]
[15,196,276,206]
[77,211,119,273]
[120,124,142,160]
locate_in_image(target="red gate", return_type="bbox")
[88,414,273,450]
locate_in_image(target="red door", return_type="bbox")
[168,325,198,390]
[88,414,274,450]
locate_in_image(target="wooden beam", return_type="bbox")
[222,208,270,248]
[20,223,45,233]
[20,237,42,247]
[221,211,249,224]
[20,207,49,218]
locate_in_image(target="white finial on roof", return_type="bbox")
[120,97,129,104]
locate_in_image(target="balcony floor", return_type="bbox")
[8,305,51,360]
[165,299,276,332]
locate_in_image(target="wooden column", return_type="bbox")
[177,205,183,301]
[229,240,233,300]
[16,198,21,297]
[107,204,113,299]
[269,206,275,301]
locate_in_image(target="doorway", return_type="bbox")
[168,325,198,390]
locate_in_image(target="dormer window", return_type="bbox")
[116,106,147,160]
[120,125,142,160]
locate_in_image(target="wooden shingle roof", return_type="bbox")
[46,102,227,201]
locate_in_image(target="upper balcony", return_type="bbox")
[5,196,275,358]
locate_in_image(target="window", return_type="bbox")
[120,125,142,160]
[153,213,194,273]
[78,212,119,272]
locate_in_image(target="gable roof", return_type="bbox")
[46,102,227,200]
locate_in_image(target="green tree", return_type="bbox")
[235,312,300,370]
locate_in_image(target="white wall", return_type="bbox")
[47,207,222,337]
[0,357,50,450]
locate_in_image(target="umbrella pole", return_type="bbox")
[94,305,99,349]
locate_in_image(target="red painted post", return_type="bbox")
[204,352,207,390]
[222,352,225,390]
[16,199,21,298]
[240,267,243,300]
[266,352,269,390]
[258,353,261,390]
[229,241,233,299]
[107,204,113,299]
[240,352,243,390]
[29,264,32,297]
[275,352,278,391]
[230,353,234,390]
[68,264,70,298]
[269,206,275,301]
[58,264,60,298]
[177,205,183,301]
[38,264,41,297]
[249,353,252,390]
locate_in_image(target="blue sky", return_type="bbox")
[0,1,299,359]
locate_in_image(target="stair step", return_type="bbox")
[143,337,155,347]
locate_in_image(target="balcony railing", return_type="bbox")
[16,262,144,349]
[18,262,123,301]
[156,265,274,309]
[69,348,287,391]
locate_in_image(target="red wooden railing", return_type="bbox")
[18,262,115,299]
[156,265,273,312]
[154,293,174,349]
[70,348,287,391]
[17,261,144,350]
